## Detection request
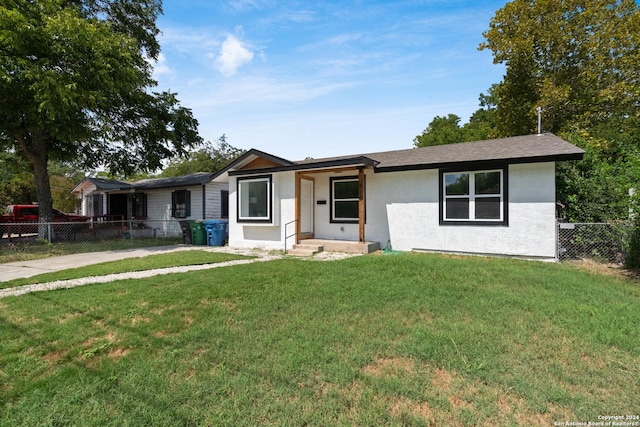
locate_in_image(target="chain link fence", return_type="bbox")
[2,218,631,265]
[557,222,629,264]
[0,219,187,262]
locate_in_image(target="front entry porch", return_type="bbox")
[287,238,380,256]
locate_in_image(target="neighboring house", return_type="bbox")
[215,133,584,260]
[72,172,229,236]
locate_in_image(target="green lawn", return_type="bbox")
[1,253,638,426]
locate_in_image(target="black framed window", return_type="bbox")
[440,168,507,225]
[221,190,229,218]
[132,193,147,218]
[330,176,363,223]
[172,189,191,218]
[237,175,272,222]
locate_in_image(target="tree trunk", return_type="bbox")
[18,130,54,240]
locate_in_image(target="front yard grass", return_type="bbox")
[1,253,638,426]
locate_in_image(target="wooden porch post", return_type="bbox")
[358,167,365,243]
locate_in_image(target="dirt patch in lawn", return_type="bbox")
[362,356,414,377]
[359,357,568,425]
[569,259,640,282]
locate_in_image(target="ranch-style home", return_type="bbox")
[72,173,229,235]
[217,133,584,260]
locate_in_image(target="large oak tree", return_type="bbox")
[0,0,201,224]
[480,0,640,136]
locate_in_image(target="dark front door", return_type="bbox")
[109,194,128,219]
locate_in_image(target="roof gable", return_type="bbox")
[72,177,132,194]
[241,157,286,170]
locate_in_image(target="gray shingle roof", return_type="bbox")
[132,172,214,189]
[295,133,584,172]
[81,173,215,192]
[86,177,132,191]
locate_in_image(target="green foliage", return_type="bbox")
[0,152,84,211]
[48,164,86,213]
[625,219,640,269]
[480,0,640,135]
[0,152,35,207]
[492,54,539,136]
[0,0,201,222]
[463,89,499,141]
[556,130,640,222]
[160,135,246,177]
[414,114,465,147]
[414,92,497,147]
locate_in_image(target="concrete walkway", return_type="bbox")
[0,245,361,300]
[0,245,265,282]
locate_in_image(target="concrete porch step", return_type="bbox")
[302,239,380,254]
[287,244,324,257]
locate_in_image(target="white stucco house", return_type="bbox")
[216,133,584,260]
[72,173,229,236]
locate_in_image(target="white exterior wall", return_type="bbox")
[144,186,201,222]
[386,162,557,259]
[227,162,557,259]
[75,183,104,216]
[142,186,202,236]
[311,169,391,245]
[228,171,295,250]
[78,184,97,216]
[204,182,229,219]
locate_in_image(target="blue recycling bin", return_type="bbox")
[203,219,228,246]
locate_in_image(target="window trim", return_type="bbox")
[237,175,272,223]
[439,166,509,226]
[221,189,229,219]
[330,175,365,224]
[172,189,191,219]
[131,193,147,219]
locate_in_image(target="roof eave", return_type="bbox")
[133,174,214,190]
[373,152,585,173]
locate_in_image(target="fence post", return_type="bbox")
[555,221,559,262]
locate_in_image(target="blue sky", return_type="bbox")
[154,0,508,160]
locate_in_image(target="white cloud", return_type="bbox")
[226,0,274,13]
[147,53,173,78]
[214,35,255,77]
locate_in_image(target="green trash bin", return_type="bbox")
[189,221,206,245]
